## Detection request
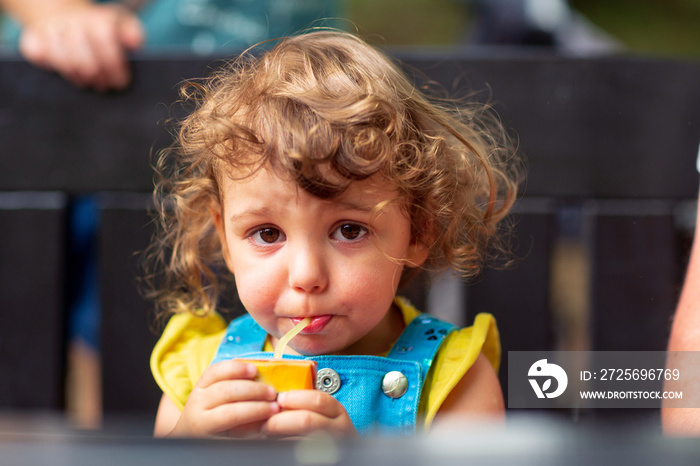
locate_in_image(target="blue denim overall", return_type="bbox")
[211,313,456,436]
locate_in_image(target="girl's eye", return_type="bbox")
[250,227,285,245]
[332,223,368,242]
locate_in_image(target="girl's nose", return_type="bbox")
[287,243,328,293]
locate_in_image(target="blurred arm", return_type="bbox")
[663,188,700,435]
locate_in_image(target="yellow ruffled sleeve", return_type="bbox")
[421,313,500,428]
[150,312,228,411]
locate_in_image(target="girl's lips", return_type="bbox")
[292,315,332,334]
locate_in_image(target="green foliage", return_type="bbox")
[569,0,700,57]
[345,0,700,56]
[344,0,471,46]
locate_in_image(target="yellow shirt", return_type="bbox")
[151,297,500,428]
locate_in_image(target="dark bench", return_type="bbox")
[1,53,699,427]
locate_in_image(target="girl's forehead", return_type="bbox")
[219,167,401,208]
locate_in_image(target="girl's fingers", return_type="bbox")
[263,409,327,437]
[223,419,269,439]
[196,360,258,388]
[175,400,280,437]
[208,400,281,435]
[276,390,343,418]
[188,361,277,410]
[201,379,278,409]
[263,390,357,437]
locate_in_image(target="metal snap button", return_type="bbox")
[382,371,408,398]
[317,368,341,394]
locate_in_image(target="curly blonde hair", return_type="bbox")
[147,30,521,317]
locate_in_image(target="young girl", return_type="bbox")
[148,30,520,438]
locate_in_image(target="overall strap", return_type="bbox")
[211,314,267,364]
[387,314,457,383]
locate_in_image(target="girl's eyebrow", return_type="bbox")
[335,200,374,213]
[228,206,276,223]
[228,199,376,224]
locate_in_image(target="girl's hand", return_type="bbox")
[263,390,357,438]
[168,360,281,438]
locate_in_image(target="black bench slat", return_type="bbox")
[0,192,67,410]
[98,194,161,421]
[585,200,682,351]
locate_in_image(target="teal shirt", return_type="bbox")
[1,0,340,53]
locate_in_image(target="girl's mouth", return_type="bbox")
[291,315,332,334]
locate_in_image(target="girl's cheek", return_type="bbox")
[235,269,279,310]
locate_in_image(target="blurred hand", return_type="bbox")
[18,3,144,91]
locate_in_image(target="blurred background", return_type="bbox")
[3,0,700,56]
[0,0,699,438]
[348,0,700,57]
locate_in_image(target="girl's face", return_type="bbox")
[214,168,428,356]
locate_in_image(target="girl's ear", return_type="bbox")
[211,201,223,230]
[405,240,429,269]
[405,210,433,268]
[211,200,223,235]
